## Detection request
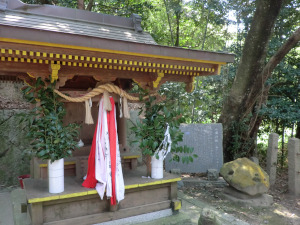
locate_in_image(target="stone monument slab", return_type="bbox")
[165,123,223,173]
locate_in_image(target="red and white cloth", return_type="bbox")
[82,97,125,205]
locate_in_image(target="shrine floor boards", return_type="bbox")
[10,166,181,225]
[7,189,198,225]
[1,166,207,225]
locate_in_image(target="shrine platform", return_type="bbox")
[23,166,181,225]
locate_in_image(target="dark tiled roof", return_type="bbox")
[1,0,157,45]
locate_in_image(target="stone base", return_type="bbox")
[207,169,219,181]
[182,177,227,188]
[223,187,273,207]
[198,207,250,225]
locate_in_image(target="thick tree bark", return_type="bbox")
[174,12,180,47]
[77,0,84,10]
[241,26,300,156]
[245,27,300,116]
[220,18,300,161]
[219,0,284,162]
[296,122,300,139]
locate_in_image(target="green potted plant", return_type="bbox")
[21,77,79,193]
[130,90,196,178]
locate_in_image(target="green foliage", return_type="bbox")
[19,77,79,162]
[260,49,300,128]
[130,88,196,163]
[19,0,300,161]
[159,73,228,124]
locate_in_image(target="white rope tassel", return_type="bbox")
[119,96,123,118]
[123,97,130,119]
[84,98,94,124]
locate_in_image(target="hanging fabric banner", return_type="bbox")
[82,96,125,205]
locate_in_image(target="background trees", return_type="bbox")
[21,0,300,163]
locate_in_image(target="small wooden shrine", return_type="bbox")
[0,0,234,224]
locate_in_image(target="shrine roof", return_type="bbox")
[0,0,156,45]
[0,0,235,91]
[0,0,234,64]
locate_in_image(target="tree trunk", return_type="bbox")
[219,0,284,162]
[174,12,180,47]
[280,127,285,168]
[40,0,52,4]
[163,0,174,46]
[77,0,84,10]
[201,14,209,50]
[226,26,300,161]
[220,0,300,162]
[296,122,300,139]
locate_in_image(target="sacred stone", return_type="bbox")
[220,158,270,196]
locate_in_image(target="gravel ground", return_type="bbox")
[180,169,300,225]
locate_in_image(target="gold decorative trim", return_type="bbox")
[50,63,61,83]
[0,47,220,77]
[153,72,164,88]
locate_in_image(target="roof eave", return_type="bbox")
[0,25,235,64]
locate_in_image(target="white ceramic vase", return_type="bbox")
[151,151,164,179]
[48,158,64,193]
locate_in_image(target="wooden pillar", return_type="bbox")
[116,104,127,151]
[170,182,178,200]
[170,182,181,212]
[30,203,43,225]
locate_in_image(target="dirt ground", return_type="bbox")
[181,168,300,225]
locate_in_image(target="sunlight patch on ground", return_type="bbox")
[274,208,300,219]
[194,193,202,197]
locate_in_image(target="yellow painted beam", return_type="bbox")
[122,155,140,159]
[125,184,139,189]
[27,177,182,203]
[59,192,87,199]
[87,190,98,195]
[39,161,76,168]
[28,196,60,204]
